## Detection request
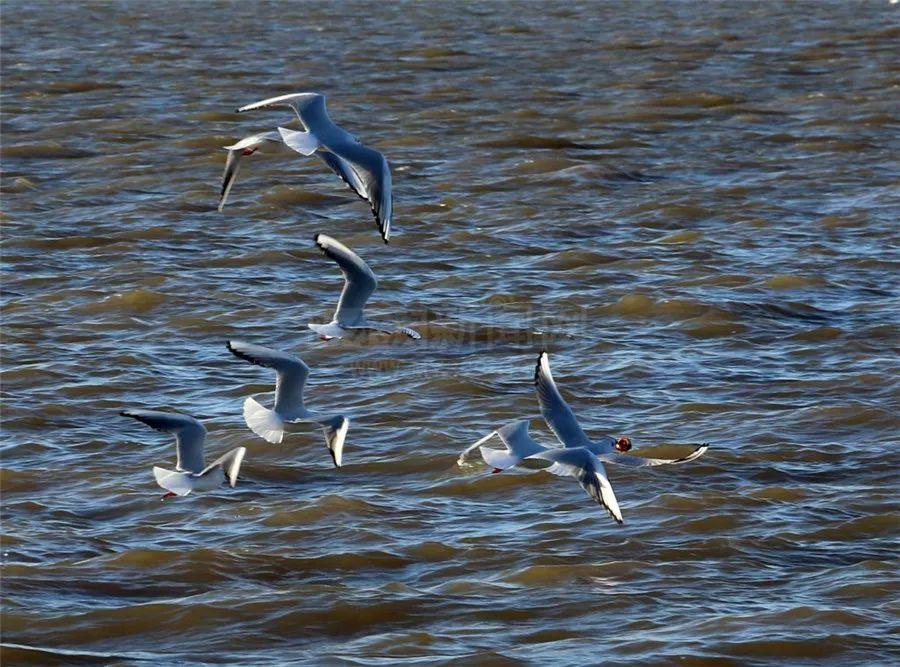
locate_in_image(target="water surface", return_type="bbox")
[2,1,899,665]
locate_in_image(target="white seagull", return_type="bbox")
[309,233,420,341]
[236,92,394,243]
[121,409,246,498]
[226,341,349,466]
[217,130,297,212]
[459,352,709,524]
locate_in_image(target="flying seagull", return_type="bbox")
[457,352,709,524]
[236,92,394,243]
[121,409,246,498]
[309,233,420,340]
[226,341,349,466]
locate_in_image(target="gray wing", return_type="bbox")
[202,446,247,487]
[121,409,206,473]
[531,447,624,524]
[314,233,377,326]
[236,92,322,122]
[320,142,392,243]
[534,351,592,449]
[226,341,310,416]
[601,444,709,468]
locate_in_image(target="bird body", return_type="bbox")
[226,341,349,466]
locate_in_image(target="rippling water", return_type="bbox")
[2,1,899,664]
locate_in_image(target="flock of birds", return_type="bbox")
[121,92,708,523]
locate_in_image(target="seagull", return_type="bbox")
[236,92,393,243]
[226,341,349,466]
[120,409,246,499]
[458,352,709,524]
[309,233,420,340]
[457,419,547,470]
[217,130,297,212]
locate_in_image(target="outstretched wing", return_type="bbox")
[236,92,324,122]
[534,351,592,449]
[601,443,709,468]
[314,233,377,326]
[317,415,349,467]
[122,409,206,473]
[226,341,310,416]
[530,447,624,524]
[319,142,392,243]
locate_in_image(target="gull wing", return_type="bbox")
[530,447,624,524]
[317,416,349,467]
[202,447,247,487]
[314,233,377,326]
[122,409,206,473]
[236,92,323,122]
[218,131,282,211]
[534,351,592,449]
[320,141,392,243]
[226,341,310,416]
[601,443,709,468]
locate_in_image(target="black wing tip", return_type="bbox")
[674,443,711,463]
[534,350,548,384]
[227,341,262,367]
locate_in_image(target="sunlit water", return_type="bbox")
[2,1,898,665]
